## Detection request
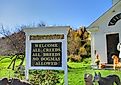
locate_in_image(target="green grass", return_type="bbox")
[0,56,22,78]
[67,62,90,85]
[1,56,121,85]
[67,62,121,85]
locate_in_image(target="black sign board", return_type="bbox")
[31,42,62,67]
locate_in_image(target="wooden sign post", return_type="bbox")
[24,26,69,85]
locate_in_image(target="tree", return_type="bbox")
[67,27,91,62]
[0,25,25,70]
[0,22,46,70]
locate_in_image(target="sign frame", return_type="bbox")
[24,26,69,85]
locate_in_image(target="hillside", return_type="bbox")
[0,31,25,55]
[0,37,11,55]
[0,27,91,60]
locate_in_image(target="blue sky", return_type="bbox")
[0,0,112,30]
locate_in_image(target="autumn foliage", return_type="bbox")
[0,26,91,62]
[68,27,91,62]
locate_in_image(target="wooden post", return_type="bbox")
[64,33,68,85]
[64,65,68,85]
[25,69,29,80]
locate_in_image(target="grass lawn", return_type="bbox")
[1,56,121,85]
[0,56,23,78]
[67,62,121,85]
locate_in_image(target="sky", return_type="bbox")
[0,0,112,30]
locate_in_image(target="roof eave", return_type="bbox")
[88,0,121,29]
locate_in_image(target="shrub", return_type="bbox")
[82,58,91,64]
[29,70,60,85]
[68,54,82,62]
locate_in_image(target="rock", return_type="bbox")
[0,78,8,85]
[9,78,31,85]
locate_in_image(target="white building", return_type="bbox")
[88,0,121,66]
